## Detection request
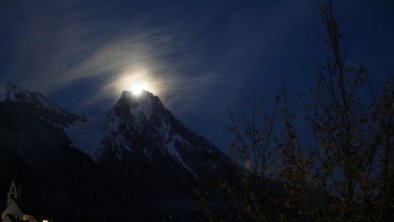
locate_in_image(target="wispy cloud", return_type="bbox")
[1,1,254,117]
[0,0,309,121]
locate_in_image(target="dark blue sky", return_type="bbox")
[1,0,393,151]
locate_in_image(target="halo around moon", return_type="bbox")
[108,67,160,98]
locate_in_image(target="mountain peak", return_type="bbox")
[0,82,86,126]
[0,82,28,102]
[96,86,233,199]
[0,82,59,110]
[116,90,164,118]
[119,90,156,102]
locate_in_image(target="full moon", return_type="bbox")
[131,84,144,96]
[110,68,161,98]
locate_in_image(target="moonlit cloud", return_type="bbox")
[1,0,241,114]
[3,0,391,149]
[0,0,320,133]
[0,1,312,151]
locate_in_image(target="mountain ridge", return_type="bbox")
[0,83,86,127]
[96,88,234,200]
[0,83,235,221]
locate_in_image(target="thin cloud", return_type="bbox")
[1,0,305,119]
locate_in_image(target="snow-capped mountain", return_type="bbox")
[96,90,233,199]
[0,83,157,221]
[0,84,235,221]
[0,83,86,126]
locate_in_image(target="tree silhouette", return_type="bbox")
[205,1,394,221]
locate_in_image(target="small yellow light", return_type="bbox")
[22,215,31,220]
[43,220,49,222]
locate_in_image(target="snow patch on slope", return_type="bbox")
[166,135,196,177]
[65,117,102,157]
[120,90,156,122]
[130,98,153,121]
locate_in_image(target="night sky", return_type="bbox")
[1,0,393,152]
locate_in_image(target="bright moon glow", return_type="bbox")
[107,67,161,98]
[131,84,144,96]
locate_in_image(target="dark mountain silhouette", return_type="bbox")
[0,83,235,221]
[96,91,234,200]
[0,83,157,221]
